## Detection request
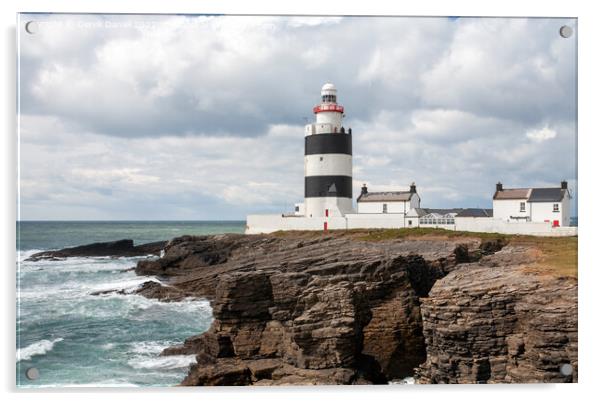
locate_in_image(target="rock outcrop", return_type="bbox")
[26,239,167,261]
[138,233,470,384]
[130,231,577,385]
[415,245,578,383]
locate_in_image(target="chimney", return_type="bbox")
[410,182,416,193]
[496,182,503,192]
[561,180,568,189]
[361,184,368,195]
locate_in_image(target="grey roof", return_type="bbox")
[494,187,568,202]
[413,208,429,217]
[357,191,413,202]
[456,208,493,218]
[528,188,568,202]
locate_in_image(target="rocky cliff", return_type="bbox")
[131,231,576,385]
[416,244,577,383]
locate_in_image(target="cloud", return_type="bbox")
[526,126,557,142]
[18,15,578,219]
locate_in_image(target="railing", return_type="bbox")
[313,104,344,114]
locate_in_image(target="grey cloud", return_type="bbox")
[18,15,578,219]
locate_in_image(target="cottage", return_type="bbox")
[356,183,420,215]
[492,181,571,227]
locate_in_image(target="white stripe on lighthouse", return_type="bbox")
[304,154,352,177]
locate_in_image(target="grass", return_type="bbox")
[512,236,578,278]
[271,227,577,279]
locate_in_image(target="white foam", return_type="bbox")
[17,338,63,362]
[16,249,46,262]
[129,340,177,355]
[389,376,416,385]
[128,354,197,370]
[86,276,161,294]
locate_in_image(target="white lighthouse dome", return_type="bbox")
[321,82,337,96]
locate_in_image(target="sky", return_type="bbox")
[18,14,578,220]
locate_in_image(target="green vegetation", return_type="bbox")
[514,236,578,278]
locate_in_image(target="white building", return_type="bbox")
[356,183,420,214]
[492,181,571,227]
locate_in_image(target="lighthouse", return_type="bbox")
[303,83,354,218]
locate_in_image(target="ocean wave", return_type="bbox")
[128,354,197,370]
[16,249,46,263]
[129,340,178,355]
[17,338,63,362]
[86,276,161,294]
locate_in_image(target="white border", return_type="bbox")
[3,1,600,401]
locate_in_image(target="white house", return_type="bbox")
[492,181,571,227]
[356,183,420,214]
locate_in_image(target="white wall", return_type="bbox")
[357,201,409,214]
[494,197,571,227]
[531,202,561,225]
[562,195,571,227]
[246,214,348,234]
[294,203,305,216]
[247,212,576,236]
[493,199,529,221]
[454,217,577,236]
[346,213,406,229]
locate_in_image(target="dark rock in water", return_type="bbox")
[26,239,167,261]
[132,281,192,302]
[131,231,577,385]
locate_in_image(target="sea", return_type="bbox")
[16,220,245,388]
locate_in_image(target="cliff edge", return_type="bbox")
[133,230,577,385]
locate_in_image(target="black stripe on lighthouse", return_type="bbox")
[305,133,352,155]
[305,176,353,198]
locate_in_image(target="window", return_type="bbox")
[553,203,559,212]
[383,204,388,213]
[295,206,299,212]
[520,202,526,212]
[408,220,412,226]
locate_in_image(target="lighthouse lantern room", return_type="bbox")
[304,83,354,218]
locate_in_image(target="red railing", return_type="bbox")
[313,104,344,114]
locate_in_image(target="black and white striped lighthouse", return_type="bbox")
[304,83,354,218]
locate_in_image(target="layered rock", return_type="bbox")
[137,232,530,385]
[415,245,578,383]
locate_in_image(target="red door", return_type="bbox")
[325,209,329,217]
[323,222,328,231]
